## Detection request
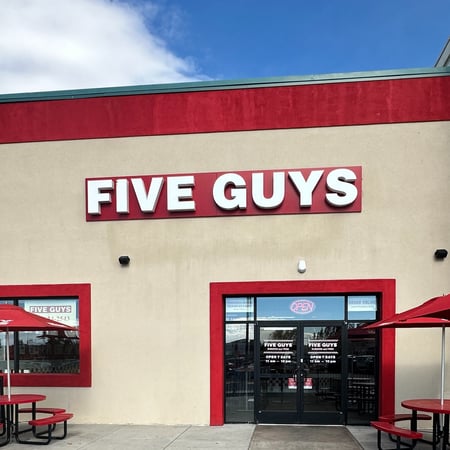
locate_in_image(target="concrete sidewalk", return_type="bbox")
[0,423,437,449]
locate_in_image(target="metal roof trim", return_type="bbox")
[1,67,449,103]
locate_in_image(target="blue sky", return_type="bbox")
[167,0,449,79]
[0,0,448,94]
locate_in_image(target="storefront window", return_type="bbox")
[223,292,379,424]
[0,298,80,374]
[257,296,345,321]
[347,295,377,321]
[225,297,254,321]
[225,323,254,422]
[346,322,377,424]
[0,284,91,387]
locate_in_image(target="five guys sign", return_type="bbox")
[85,166,362,221]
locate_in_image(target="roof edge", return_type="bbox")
[1,67,450,103]
[435,37,450,67]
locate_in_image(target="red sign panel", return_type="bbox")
[85,166,362,221]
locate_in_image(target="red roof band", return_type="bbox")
[0,75,449,144]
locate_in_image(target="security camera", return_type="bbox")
[434,249,448,260]
[118,256,131,265]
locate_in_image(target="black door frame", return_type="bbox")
[254,320,346,424]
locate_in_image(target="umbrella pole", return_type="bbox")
[6,331,11,400]
[441,326,445,406]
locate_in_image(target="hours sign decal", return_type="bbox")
[263,340,294,364]
[308,339,339,364]
[86,166,362,221]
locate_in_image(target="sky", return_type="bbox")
[0,0,449,95]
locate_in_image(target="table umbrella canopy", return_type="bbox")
[364,294,450,404]
[390,293,450,321]
[364,316,450,329]
[0,304,77,398]
[0,304,77,331]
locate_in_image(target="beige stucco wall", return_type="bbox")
[0,120,449,424]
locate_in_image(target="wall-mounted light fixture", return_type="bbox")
[434,249,448,260]
[298,258,307,273]
[118,255,131,266]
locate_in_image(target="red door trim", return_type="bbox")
[209,278,395,425]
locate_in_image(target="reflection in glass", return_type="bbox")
[259,327,297,412]
[303,326,342,413]
[257,296,345,321]
[225,297,254,321]
[347,296,377,321]
[346,322,377,424]
[224,295,379,425]
[225,324,254,422]
[0,298,80,374]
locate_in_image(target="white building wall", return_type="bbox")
[0,120,448,423]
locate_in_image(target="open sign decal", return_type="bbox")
[290,299,315,315]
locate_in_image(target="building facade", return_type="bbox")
[0,67,449,425]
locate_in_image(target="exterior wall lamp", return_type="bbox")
[298,258,307,273]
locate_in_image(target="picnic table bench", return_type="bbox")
[371,420,423,450]
[17,412,73,445]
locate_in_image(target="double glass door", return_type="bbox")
[255,322,344,424]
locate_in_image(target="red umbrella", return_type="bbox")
[365,316,450,329]
[365,294,450,404]
[0,304,77,399]
[390,294,450,321]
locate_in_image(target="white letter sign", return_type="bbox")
[326,168,358,207]
[252,172,285,209]
[87,179,114,215]
[86,166,362,221]
[131,177,164,213]
[213,173,247,210]
[167,176,196,211]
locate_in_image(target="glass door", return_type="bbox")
[302,324,344,424]
[255,322,344,424]
[255,324,299,423]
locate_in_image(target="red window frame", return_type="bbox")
[209,279,395,425]
[0,283,91,387]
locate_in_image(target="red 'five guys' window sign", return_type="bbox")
[85,166,362,221]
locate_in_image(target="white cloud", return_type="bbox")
[0,0,207,94]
